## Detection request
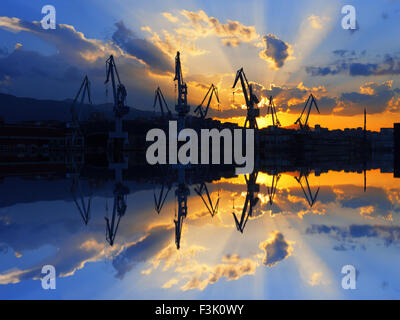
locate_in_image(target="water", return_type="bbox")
[0,166,399,299]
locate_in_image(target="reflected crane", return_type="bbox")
[267,172,281,205]
[232,68,260,129]
[266,96,281,127]
[70,75,92,147]
[194,84,220,119]
[70,177,92,225]
[294,94,320,130]
[105,182,129,246]
[294,171,320,207]
[153,87,172,119]
[105,55,129,146]
[174,168,190,249]
[154,182,172,214]
[232,172,260,233]
[194,183,220,217]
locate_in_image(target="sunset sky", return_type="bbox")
[1,0,400,130]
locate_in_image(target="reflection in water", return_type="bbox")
[232,172,260,233]
[0,153,399,299]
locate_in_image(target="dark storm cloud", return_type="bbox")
[306,51,400,77]
[112,21,172,73]
[259,34,291,69]
[259,232,293,267]
[306,224,400,249]
[112,227,171,279]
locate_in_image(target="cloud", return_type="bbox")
[306,224,400,249]
[259,34,292,69]
[259,231,294,267]
[112,21,172,73]
[306,51,400,77]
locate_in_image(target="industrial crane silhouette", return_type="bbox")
[105,55,130,151]
[105,182,129,246]
[266,96,281,127]
[70,177,92,225]
[194,84,220,119]
[174,168,190,250]
[174,52,190,130]
[154,182,172,214]
[267,172,281,205]
[232,172,260,233]
[233,68,260,129]
[294,171,320,207]
[70,75,92,146]
[294,94,320,130]
[194,183,220,217]
[153,87,172,119]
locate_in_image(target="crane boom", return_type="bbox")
[194,84,220,119]
[267,96,281,127]
[153,87,171,118]
[294,94,320,130]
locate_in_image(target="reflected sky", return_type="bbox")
[0,169,400,299]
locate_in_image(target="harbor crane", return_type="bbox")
[154,182,172,214]
[71,177,92,225]
[174,52,190,130]
[174,168,190,249]
[194,84,220,119]
[232,172,260,233]
[267,172,281,205]
[70,75,92,146]
[153,87,172,119]
[105,55,129,145]
[194,183,220,217]
[266,96,281,127]
[294,171,320,207]
[105,182,129,246]
[232,68,260,129]
[294,94,320,130]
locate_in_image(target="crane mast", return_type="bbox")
[267,96,281,127]
[194,84,219,119]
[232,68,260,129]
[174,52,190,131]
[105,55,129,145]
[174,167,190,249]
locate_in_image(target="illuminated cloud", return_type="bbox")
[259,34,292,69]
[259,231,294,267]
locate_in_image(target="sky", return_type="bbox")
[0,0,400,130]
[0,170,400,299]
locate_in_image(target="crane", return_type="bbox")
[294,171,320,207]
[105,182,129,246]
[266,96,281,127]
[174,167,190,250]
[153,87,172,119]
[70,75,92,146]
[267,172,281,205]
[232,68,260,129]
[174,52,190,131]
[294,94,320,130]
[194,84,220,119]
[232,172,259,233]
[70,177,92,225]
[194,182,220,217]
[154,182,171,214]
[105,55,129,147]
